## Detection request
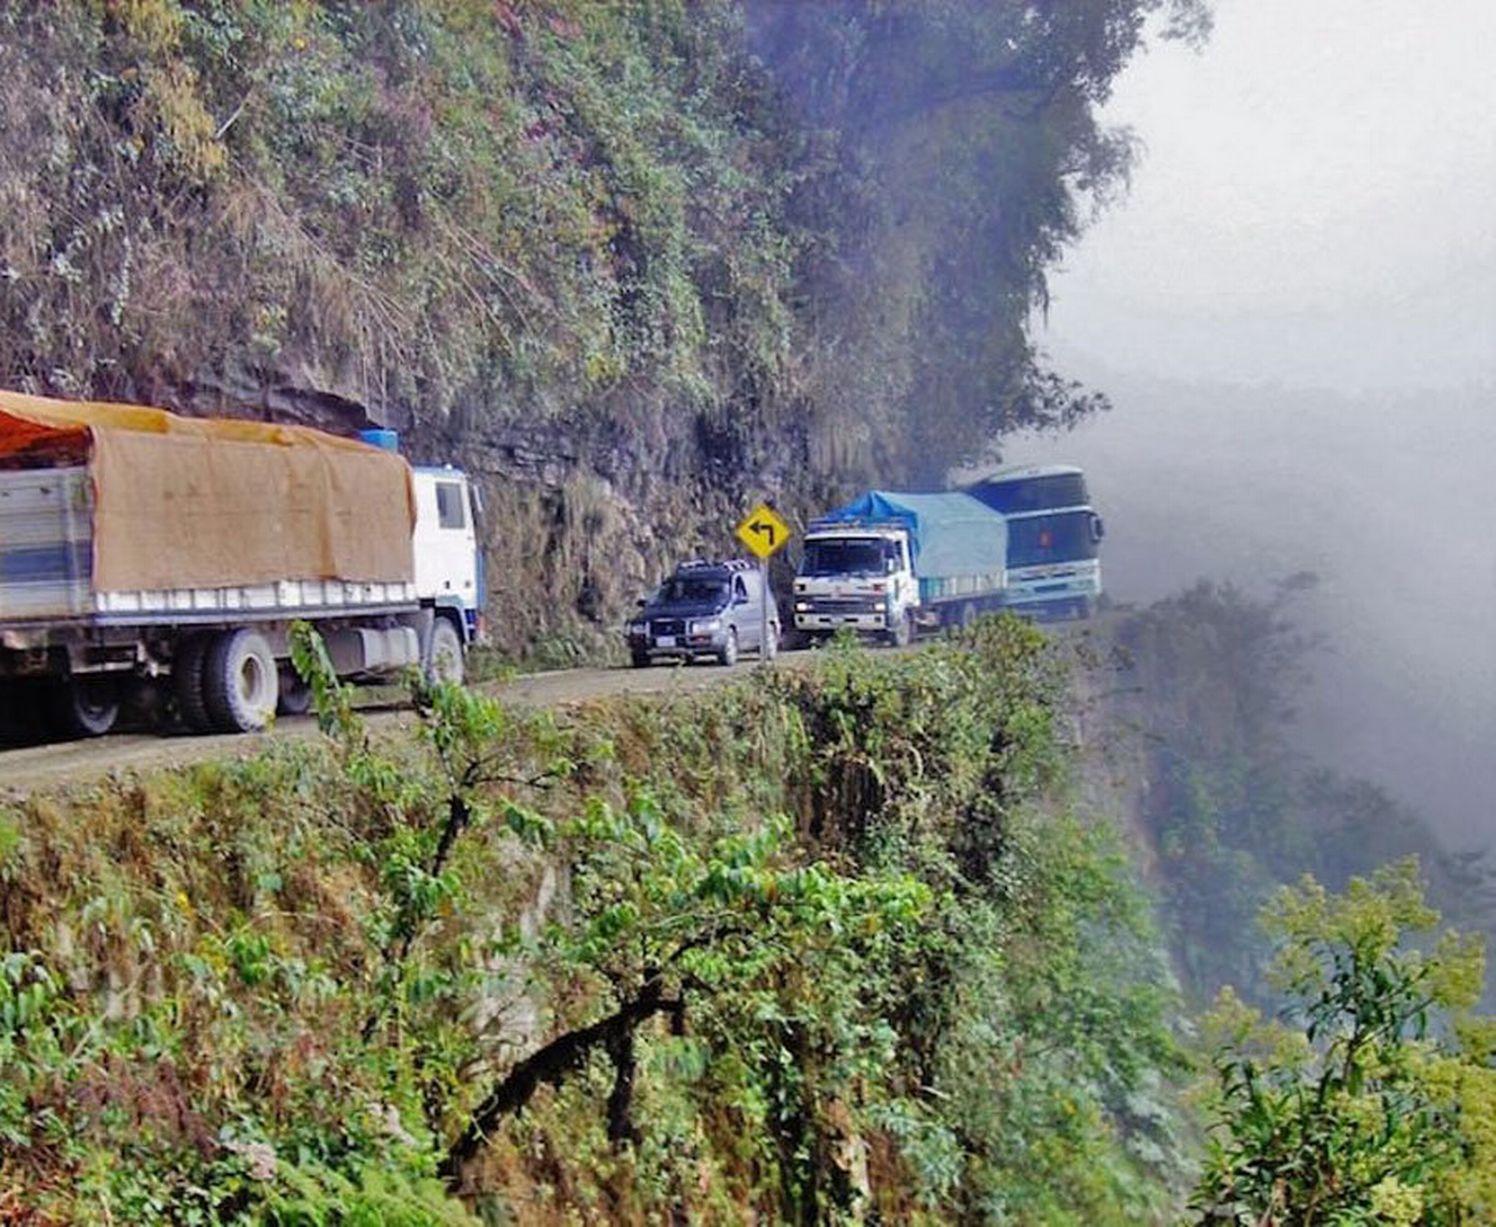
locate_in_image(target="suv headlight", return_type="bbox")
[690,617,722,635]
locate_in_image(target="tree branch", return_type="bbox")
[440,984,683,1183]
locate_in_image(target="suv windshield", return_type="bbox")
[801,538,894,577]
[660,577,729,604]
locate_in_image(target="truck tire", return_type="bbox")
[889,612,913,648]
[630,649,651,669]
[718,627,739,667]
[204,629,279,733]
[174,634,214,733]
[427,617,465,685]
[49,676,120,739]
[959,602,977,630]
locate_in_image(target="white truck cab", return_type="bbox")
[412,466,484,644]
[792,523,920,646]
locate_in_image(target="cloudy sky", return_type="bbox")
[1046,0,1496,390]
[1012,0,1495,848]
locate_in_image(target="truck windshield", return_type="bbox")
[1007,511,1100,568]
[801,538,891,577]
[662,577,728,603]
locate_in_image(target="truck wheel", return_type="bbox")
[276,666,313,716]
[427,617,465,685]
[959,602,977,630]
[630,649,651,669]
[49,676,120,739]
[174,634,214,733]
[718,628,739,667]
[204,629,279,733]
[889,612,913,648]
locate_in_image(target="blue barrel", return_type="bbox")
[358,428,399,452]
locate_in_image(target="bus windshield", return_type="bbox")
[801,537,896,577]
[1007,511,1100,568]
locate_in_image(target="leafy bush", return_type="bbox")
[1193,861,1495,1224]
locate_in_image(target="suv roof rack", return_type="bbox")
[674,557,756,574]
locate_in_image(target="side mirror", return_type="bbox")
[635,597,647,608]
[1090,516,1106,543]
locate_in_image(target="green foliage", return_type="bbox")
[0,617,1197,1221]
[1193,861,1494,1224]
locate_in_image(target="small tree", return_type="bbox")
[1192,859,1496,1224]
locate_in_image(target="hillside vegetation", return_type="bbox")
[0,620,1198,1223]
[0,0,1206,649]
[4,614,1491,1224]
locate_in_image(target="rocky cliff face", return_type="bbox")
[0,2,1192,653]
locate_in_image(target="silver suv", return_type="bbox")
[626,559,780,667]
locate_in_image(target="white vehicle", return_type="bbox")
[793,491,1008,644]
[0,393,482,737]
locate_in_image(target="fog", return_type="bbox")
[1006,373,1494,851]
[1008,0,1495,852]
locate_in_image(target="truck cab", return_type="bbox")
[792,523,919,646]
[411,466,484,645]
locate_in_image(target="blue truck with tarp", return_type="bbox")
[791,490,1009,645]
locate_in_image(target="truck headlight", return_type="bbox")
[627,621,647,636]
[690,618,721,635]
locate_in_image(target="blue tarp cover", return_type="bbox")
[821,491,1007,579]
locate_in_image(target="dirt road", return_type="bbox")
[0,652,812,797]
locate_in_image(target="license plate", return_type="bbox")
[656,635,676,648]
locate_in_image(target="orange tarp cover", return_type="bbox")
[0,390,416,591]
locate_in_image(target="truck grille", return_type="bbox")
[810,599,882,614]
[650,618,686,637]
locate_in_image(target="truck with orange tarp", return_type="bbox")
[0,391,482,737]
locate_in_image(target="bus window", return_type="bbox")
[969,471,1089,514]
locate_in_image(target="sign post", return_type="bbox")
[734,503,791,665]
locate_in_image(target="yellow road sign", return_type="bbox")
[735,503,791,559]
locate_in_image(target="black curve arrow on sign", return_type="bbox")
[749,519,776,546]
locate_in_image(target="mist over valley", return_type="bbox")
[1007,370,1495,852]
